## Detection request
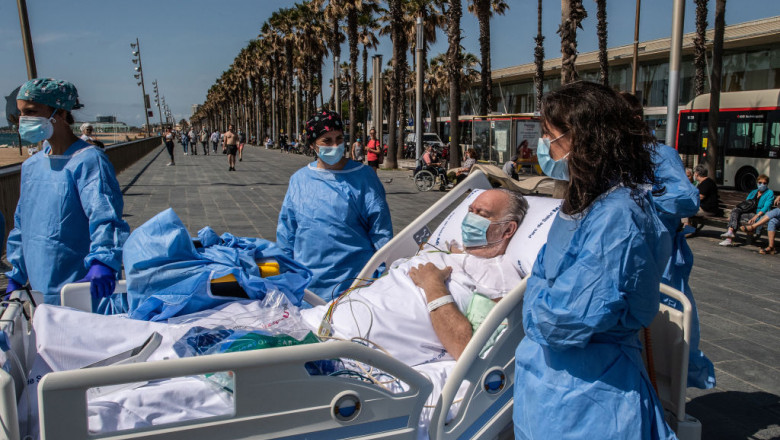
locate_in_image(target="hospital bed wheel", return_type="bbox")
[414,170,435,192]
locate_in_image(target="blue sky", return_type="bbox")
[1,0,777,127]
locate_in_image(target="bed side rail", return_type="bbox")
[0,369,20,440]
[429,279,527,440]
[38,341,433,440]
[647,285,691,423]
[354,170,493,284]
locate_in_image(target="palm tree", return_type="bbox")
[706,0,726,180]
[384,0,408,169]
[467,0,508,115]
[596,0,608,86]
[559,0,587,85]
[693,0,708,96]
[425,54,447,137]
[358,3,381,144]
[446,0,463,169]
[534,0,544,112]
[317,0,346,109]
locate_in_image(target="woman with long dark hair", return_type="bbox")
[513,82,677,439]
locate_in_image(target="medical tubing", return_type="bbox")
[642,327,659,394]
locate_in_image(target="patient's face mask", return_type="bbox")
[317,142,345,165]
[18,109,57,143]
[461,212,509,248]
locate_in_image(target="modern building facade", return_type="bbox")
[438,15,780,144]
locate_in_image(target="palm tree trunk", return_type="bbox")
[348,5,359,158]
[694,0,708,96]
[447,0,462,169]
[596,0,608,86]
[387,0,405,169]
[476,0,493,115]
[285,41,294,139]
[706,0,725,181]
[560,0,587,85]
[534,0,544,111]
[362,44,369,146]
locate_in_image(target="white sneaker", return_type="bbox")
[720,230,735,238]
[167,162,174,166]
[718,239,733,246]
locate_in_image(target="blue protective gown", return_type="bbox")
[652,143,715,389]
[5,140,129,304]
[276,160,393,301]
[514,187,677,440]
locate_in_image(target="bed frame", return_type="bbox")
[0,170,700,440]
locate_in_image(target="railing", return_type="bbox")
[0,137,161,258]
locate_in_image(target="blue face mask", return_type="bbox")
[757,183,768,192]
[18,110,57,143]
[461,212,511,249]
[537,135,570,181]
[317,142,345,165]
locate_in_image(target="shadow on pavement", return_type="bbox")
[687,391,780,439]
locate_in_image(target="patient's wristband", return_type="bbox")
[427,295,455,312]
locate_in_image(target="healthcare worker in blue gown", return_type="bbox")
[277,110,393,302]
[513,82,678,439]
[622,92,716,390]
[5,78,129,305]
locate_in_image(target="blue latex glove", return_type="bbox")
[5,278,23,296]
[78,262,117,300]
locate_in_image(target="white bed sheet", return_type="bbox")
[21,302,466,440]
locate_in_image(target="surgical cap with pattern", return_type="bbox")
[17,78,80,111]
[305,110,344,145]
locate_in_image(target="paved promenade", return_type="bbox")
[4,143,779,438]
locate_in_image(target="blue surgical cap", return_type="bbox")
[17,78,80,111]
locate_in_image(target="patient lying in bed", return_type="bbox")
[300,189,530,366]
[16,188,560,439]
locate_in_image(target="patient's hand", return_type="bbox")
[409,263,452,300]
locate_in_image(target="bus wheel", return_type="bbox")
[735,167,758,192]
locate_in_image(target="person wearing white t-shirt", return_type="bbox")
[301,188,528,365]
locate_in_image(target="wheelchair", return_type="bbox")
[413,164,449,192]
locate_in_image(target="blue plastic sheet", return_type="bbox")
[110,208,312,321]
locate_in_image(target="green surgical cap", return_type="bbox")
[17,78,80,111]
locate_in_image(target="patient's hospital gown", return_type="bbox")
[652,143,715,389]
[513,187,677,440]
[300,250,524,366]
[277,160,392,302]
[5,140,129,304]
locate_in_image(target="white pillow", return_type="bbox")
[425,190,561,276]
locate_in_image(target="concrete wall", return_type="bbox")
[0,137,161,259]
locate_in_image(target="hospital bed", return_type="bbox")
[0,169,701,440]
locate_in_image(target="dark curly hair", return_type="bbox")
[541,81,656,215]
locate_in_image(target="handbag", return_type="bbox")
[736,198,757,212]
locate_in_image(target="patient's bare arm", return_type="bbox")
[408,263,473,360]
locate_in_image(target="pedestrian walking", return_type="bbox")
[351,137,364,162]
[164,127,175,166]
[238,129,246,162]
[224,124,238,171]
[181,130,189,155]
[200,128,209,155]
[210,130,219,153]
[188,128,198,155]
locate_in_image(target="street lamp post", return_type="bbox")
[131,38,152,137]
[415,15,424,166]
[152,80,164,134]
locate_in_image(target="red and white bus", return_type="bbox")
[677,89,780,191]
